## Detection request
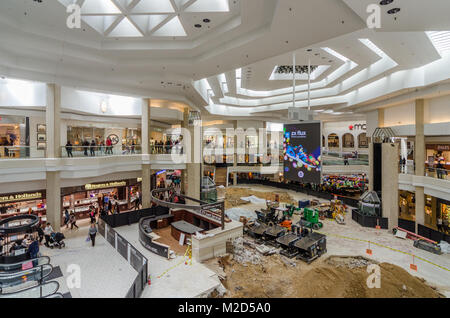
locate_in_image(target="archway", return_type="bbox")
[358,133,369,148]
[343,133,355,148]
[327,133,339,148]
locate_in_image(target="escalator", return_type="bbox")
[0,263,54,290]
[0,256,51,274]
[0,281,60,298]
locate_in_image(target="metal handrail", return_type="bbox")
[0,256,51,273]
[0,263,54,289]
[0,281,60,298]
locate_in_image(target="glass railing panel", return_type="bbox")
[0,146,46,159]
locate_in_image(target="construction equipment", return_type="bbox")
[299,208,323,230]
[276,233,301,258]
[393,227,442,255]
[262,224,287,246]
[330,200,346,225]
[413,240,442,255]
[294,232,327,264]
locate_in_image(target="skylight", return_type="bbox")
[57,0,231,38]
[359,39,388,58]
[426,31,450,56]
[321,47,350,63]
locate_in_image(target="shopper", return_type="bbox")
[28,238,40,265]
[89,206,96,224]
[436,161,445,179]
[106,137,112,154]
[69,213,79,230]
[63,209,70,229]
[65,141,73,158]
[37,224,45,245]
[88,223,98,247]
[90,140,96,156]
[83,139,89,156]
[44,223,54,247]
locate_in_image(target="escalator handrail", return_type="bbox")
[43,292,64,299]
[0,256,51,273]
[0,263,54,288]
[0,281,60,298]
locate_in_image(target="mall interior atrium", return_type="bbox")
[0,0,449,300]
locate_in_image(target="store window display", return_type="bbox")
[437,199,450,234]
[399,191,415,221]
[327,134,339,148]
[342,133,355,148]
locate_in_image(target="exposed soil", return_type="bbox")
[225,187,296,209]
[214,254,443,298]
[152,227,187,256]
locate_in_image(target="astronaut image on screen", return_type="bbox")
[283,123,322,184]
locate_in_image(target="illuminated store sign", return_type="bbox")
[85,181,127,190]
[349,124,367,131]
[0,192,43,203]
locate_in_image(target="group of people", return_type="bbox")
[65,137,118,157]
[151,138,182,154]
[0,137,16,157]
[1,234,40,263]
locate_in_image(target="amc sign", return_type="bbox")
[349,123,367,131]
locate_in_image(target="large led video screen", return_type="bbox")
[283,122,321,184]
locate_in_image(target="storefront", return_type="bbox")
[61,179,141,225]
[426,144,450,169]
[0,115,29,158]
[0,190,46,223]
[153,170,182,189]
[437,198,450,234]
[398,191,415,222]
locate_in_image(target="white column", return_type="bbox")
[45,84,62,232]
[141,99,152,209]
[382,143,399,230]
[415,99,425,233]
[183,108,202,200]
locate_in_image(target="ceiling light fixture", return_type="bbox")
[387,8,401,14]
[379,0,394,5]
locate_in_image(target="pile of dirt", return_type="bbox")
[216,254,443,298]
[225,187,296,209]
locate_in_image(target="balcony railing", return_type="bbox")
[425,167,450,181]
[0,146,45,160]
[399,164,450,181]
[60,144,184,158]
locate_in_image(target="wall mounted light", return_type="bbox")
[100,100,108,113]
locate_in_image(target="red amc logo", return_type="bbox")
[349,124,367,131]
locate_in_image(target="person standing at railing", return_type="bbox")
[65,141,73,158]
[106,137,112,155]
[436,161,446,179]
[90,140,96,156]
[82,140,89,156]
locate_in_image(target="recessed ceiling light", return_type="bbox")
[379,0,394,5]
[203,18,210,23]
[307,49,312,52]
[194,24,202,28]
[387,8,401,14]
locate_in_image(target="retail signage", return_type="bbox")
[0,192,43,203]
[283,122,322,184]
[429,144,450,151]
[349,123,367,131]
[85,181,127,190]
